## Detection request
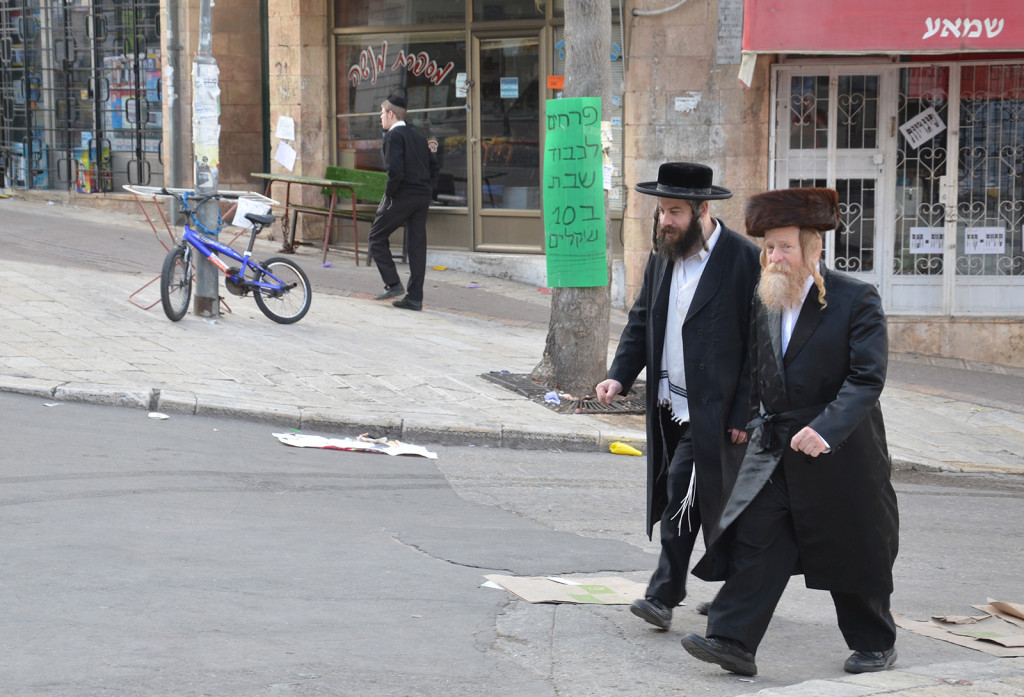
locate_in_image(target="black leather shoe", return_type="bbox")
[695,601,711,616]
[630,597,672,629]
[844,647,897,673]
[680,634,757,676]
[374,284,404,300]
[392,296,422,311]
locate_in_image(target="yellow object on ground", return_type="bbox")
[609,441,643,456]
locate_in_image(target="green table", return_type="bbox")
[251,172,366,264]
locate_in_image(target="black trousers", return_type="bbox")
[646,409,701,607]
[368,193,431,302]
[707,464,896,654]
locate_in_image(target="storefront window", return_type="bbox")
[336,33,468,206]
[335,0,465,27]
[473,0,543,21]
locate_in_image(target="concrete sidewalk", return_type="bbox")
[0,196,1023,475]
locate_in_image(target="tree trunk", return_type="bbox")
[530,0,613,398]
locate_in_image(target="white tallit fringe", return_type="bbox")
[669,466,697,535]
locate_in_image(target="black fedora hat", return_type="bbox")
[635,162,732,200]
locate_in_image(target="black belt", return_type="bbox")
[746,403,828,453]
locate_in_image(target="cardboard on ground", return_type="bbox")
[893,599,1024,657]
[484,575,646,605]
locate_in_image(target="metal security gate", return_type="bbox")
[0,0,162,193]
[772,60,1024,316]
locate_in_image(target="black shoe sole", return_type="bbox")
[630,602,670,629]
[680,635,757,676]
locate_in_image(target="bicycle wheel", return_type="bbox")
[252,256,312,324]
[160,245,193,322]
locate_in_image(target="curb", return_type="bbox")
[1,378,1018,470]
[0,379,646,453]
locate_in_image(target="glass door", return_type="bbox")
[471,34,544,252]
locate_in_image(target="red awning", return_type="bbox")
[742,0,1022,54]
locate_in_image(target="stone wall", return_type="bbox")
[266,0,331,242]
[889,317,1024,370]
[621,1,771,307]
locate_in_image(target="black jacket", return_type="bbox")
[608,222,761,539]
[382,124,439,199]
[694,268,899,594]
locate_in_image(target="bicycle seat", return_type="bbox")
[246,212,276,227]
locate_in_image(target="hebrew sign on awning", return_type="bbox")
[738,0,1020,86]
[742,0,1018,54]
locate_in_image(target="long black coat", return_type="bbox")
[694,268,899,594]
[608,223,761,539]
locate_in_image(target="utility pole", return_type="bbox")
[192,0,221,317]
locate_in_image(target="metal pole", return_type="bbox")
[192,0,221,317]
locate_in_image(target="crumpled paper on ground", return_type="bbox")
[273,432,437,458]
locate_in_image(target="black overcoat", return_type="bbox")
[694,268,900,594]
[608,222,761,539]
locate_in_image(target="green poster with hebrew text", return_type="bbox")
[543,97,607,288]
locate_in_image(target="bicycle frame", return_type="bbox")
[179,224,290,294]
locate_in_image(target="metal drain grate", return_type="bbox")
[481,371,646,415]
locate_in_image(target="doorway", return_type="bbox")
[773,61,1024,315]
[470,34,544,252]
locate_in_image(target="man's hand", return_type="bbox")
[790,426,828,457]
[728,428,748,445]
[595,379,623,405]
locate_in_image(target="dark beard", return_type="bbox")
[657,215,706,263]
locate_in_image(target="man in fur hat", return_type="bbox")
[595,162,761,630]
[369,94,439,311]
[681,188,899,676]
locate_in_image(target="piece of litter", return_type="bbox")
[43,402,60,407]
[537,287,552,294]
[739,678,755,682]
[544,391,560,404]
[204,319,218,324]
[609,441,643,456]
[432,265,447,271]
[465,283,479,289]
[322,262,333,267]
[148,412,170,420]
[273,432,437,459]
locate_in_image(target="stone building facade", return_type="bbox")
[2,1,1021,368]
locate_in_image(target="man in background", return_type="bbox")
[369,94,439,312]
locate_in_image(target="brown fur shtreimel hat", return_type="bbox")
[744,187,840,238]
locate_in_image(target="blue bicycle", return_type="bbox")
[159,189,312,324]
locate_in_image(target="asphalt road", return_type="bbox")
[2,392,1022,696]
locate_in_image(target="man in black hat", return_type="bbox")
[595,162,761,631]
[682,187,899,677]
[369,94,439,311]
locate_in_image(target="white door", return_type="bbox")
[773,67,892,294]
